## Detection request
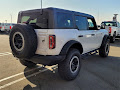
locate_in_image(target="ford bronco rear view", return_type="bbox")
[9,7,110,81]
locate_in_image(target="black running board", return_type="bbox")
[81,49,99,59]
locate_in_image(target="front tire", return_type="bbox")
[58,49,81,81]
[20,59,36,68]
[99,39,110,57]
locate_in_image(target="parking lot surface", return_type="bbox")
[0,33,120,90]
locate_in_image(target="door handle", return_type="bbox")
[78,35,84,37]
[91,34,95,36]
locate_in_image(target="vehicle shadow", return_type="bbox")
[23,65,72,90]
[23,55,120,90]
[110,39,120,47]
[0,31,9,35]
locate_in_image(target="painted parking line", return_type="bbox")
[0,66,53,90]
[0,66,42,83]
[0,52,11,54]
[0,52,12,57]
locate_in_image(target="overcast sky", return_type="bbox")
[0,0,120,24]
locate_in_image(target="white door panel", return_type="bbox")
[77,30,96,53]
[92,30,103,49]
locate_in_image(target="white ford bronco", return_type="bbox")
[9,7,110,81]
[101,21,120,43]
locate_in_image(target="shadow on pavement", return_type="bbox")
[110,39,120,47]
[23,55,120,90]
[0,31,9,35]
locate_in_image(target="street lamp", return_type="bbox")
[10,14,12,23]
[5,20,7,24]
[113,14,118,21]
[41,0,43,15]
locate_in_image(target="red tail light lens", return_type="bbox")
[0,27,2,29]
[10,26,12,29]
[49,35,56,49]
[109,27,112,33]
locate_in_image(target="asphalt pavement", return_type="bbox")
[0,33,120,90]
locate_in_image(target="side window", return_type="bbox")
[75,16,87,30]
[87,18,97,30]
[21,16,30,23]
[57,12,74,28]
[88,19,94,28]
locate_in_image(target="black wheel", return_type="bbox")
[9,24,37,59]
[20,59,36,68]
[99,39,110,57]
[58,49,81,81]
[110,33,116,43]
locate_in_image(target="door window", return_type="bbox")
[87,18,97,30]
[75,16,87,30]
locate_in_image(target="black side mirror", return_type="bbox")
[97,25,100,29]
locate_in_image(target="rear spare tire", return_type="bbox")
[9,24,37,59]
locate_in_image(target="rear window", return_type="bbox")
[57,12,74,28]
[101,22,117,29]
[20,12,48,29]
[12,24,16,26]
[1,23,4,26]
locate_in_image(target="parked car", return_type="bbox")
[9,7,110,81]
[0,23,2,31]
[0,23,5,32]
[5,23,16,33]
[101,21,120,43]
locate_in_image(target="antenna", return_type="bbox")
[10,14,12,23]
[41,0,43,15]
[97,9,99,25]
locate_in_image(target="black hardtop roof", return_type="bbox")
[20,7,94,18]
[102,21,117,23]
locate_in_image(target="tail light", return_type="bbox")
[49,35,56,49]
[0,27,2,29]
[10,26,12,29]
[109,27,112,33]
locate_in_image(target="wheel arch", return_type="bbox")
[101,35,110,47]
[60,40,83,55]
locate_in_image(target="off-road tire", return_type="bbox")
[9,24,37,59]
[99,39,110,57]
[58,49,81,81]
[110,33,116,43]
[20,59,36,68]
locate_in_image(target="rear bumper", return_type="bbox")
[25,55,66,66]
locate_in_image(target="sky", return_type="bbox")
[0,0,120,24]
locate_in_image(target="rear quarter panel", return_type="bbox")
[35,29,78,55]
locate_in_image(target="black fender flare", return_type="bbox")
[60,40,83,55]
[101,35,110,47]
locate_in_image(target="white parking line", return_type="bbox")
[0,52,12,57]
[0,68,49,89]
[0,52,11,54]
[0,66,42,83]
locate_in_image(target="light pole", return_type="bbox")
[10,14,12,23]
[41,0,42,10]
[41,0,43,15]
[5,20,7,24]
